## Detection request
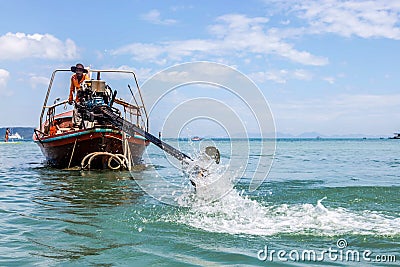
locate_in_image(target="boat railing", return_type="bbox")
[39,69,149,133]
[90,69,149,132]
[40,69,65,131]
[43,99,69,109]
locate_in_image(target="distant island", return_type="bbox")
[275,131,390,139]
[0,127,35,140]
[197,131,391,139]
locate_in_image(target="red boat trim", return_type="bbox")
[35,128,119,143]
[34,127,148,145]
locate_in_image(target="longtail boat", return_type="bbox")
[33,68,150,170]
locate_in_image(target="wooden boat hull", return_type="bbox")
[33,127,149,169]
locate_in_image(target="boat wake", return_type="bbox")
[172,181,400,237]
[149,147,399,237]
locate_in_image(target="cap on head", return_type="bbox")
[71,63,88,73]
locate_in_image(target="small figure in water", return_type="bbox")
[4,128,10,142]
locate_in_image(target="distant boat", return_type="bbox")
[389,133,400,139]
[9,131,23,141]
[191,136,203,141]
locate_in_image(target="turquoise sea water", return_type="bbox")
[0,139,399,266]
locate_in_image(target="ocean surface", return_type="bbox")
[0,139,399,266]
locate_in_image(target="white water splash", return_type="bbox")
[175,189,400,237]
[174,149,244,206]
[161,148,399,236]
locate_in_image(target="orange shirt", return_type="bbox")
[69,73,90,102]
[49,125,57,136]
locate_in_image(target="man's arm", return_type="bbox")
[68,76,75,104]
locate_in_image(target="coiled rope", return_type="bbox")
[81,152,129,170]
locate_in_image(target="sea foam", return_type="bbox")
[176,184,400,237]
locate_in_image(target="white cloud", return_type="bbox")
[100,65,154,81]
[210,14,328,65]
[170,5,193,12]
[29,76,49,89]
[141,9,177,25]
[0,32,79,60]
[323,76,335,84]
[0,69,10,96]
[151,70,191,83]
[249,70,288,84]
[112,43,166,63]
[141,63,241,85]
[277,93,400,116]
[332,93,400,110]
[248,69,312,84]
[280,20,290,25]
[285,0,400,39]
[113,14,328,66]
[293,69,313,80]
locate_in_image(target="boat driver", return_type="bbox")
[68,63,90,127]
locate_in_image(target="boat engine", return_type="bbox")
[77,80,119,123]
[80,80,110,107]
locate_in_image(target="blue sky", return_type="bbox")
[1,0,400,136]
